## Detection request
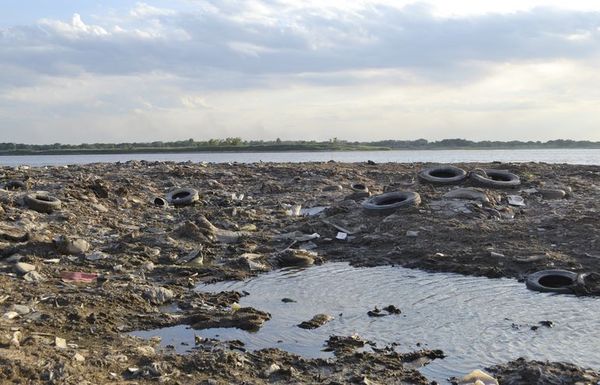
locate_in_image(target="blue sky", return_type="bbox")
[2,1,600,144]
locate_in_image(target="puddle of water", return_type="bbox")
[133,262,600,383]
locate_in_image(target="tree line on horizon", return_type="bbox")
[0,138,599,153]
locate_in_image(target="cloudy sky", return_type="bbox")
[2,1,600,144]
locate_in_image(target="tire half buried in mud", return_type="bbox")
[23,193,62,213]
[362,191,421,215]
[418,165,467,185]
[470,169,520,188]
[526,270,578,294]
[166,188,199,206]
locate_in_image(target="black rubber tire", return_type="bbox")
[166,188,199,206]
[470,169,520,188]
[350,183,369,193]
[3,180,27,190]
[418,166,467,185]
[525,270,577,294]
[24,193,62,213]
[153,197,169,207]
[362,191,421,215]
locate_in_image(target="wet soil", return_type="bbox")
[1,160,599,384]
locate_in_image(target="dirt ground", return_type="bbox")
[1,160,599,384]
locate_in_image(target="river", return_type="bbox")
[1,149,600,166]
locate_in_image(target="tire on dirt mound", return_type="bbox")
[24,193,62,213]
[166,188,199,206]
[470,169,520,188]
[418,166,467,185]
[362,191,421,215]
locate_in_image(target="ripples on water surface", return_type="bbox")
[133,263,600,383]
[2,149,600,166]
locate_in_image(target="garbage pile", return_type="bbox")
[0,160,599,384]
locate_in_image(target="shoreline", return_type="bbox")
[2,146,600,157]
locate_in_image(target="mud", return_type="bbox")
[1,160,599,384]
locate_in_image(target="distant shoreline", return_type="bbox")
[2,145,600,156]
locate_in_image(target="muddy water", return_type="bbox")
[134,263,600,383]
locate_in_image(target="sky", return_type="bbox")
[2,1,600,144]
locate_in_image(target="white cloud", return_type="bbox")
[130,2,176,18]
[39,13,109,38]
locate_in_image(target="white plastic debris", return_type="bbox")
[336,232,348,240]
[507,195,525,207]
[458,369,499,385]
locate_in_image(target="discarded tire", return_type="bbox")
[153,197,169,207]
[3,180,27,191]
[350,183,369,193]
[24,193,62,213]
[166,188,199,206]
[362,191,421,215]
[526,270,577,294]
[418,166,467,185]
[470,169,520,188]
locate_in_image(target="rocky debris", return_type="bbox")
[383,304,401,314]
[228,253,270,271]
[538,188,567,200]
[54,236,90,255]
[274,249,316,267]
[142,286,175,305]
[54,337,67,349]
[263,362,282,378]
[10,304,31,315]
[0,224,29,242]
[298,313,333,329]
[324,335,366,355]
[530,320,554,331]
[573,272,600,295]
[367,305,401,317]
[487,358,600,385]
[444,188,490,203]
[322,184,343,192]
[186,307,271,331]
[14,262,35,274]
[23,271,45,282]
[454,369,498,385]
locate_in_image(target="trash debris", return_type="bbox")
[143,286,175,305]
[457,369,499,385]
[419,165,467,185]
[54,236,90,255]
[60,271,98,283]
[507,195,525,207]
[166,187,199,206]
[336,232,348,240]
[538,188,566,200]
[153,197,168,207]
[274,249,316,267]
[274,231,320,242]
[362,191,421,214]
[14,262,35,274]
[443,188,490,203]
[0,160,599,385]
[54,337,68,349]
[23,193,62,213]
